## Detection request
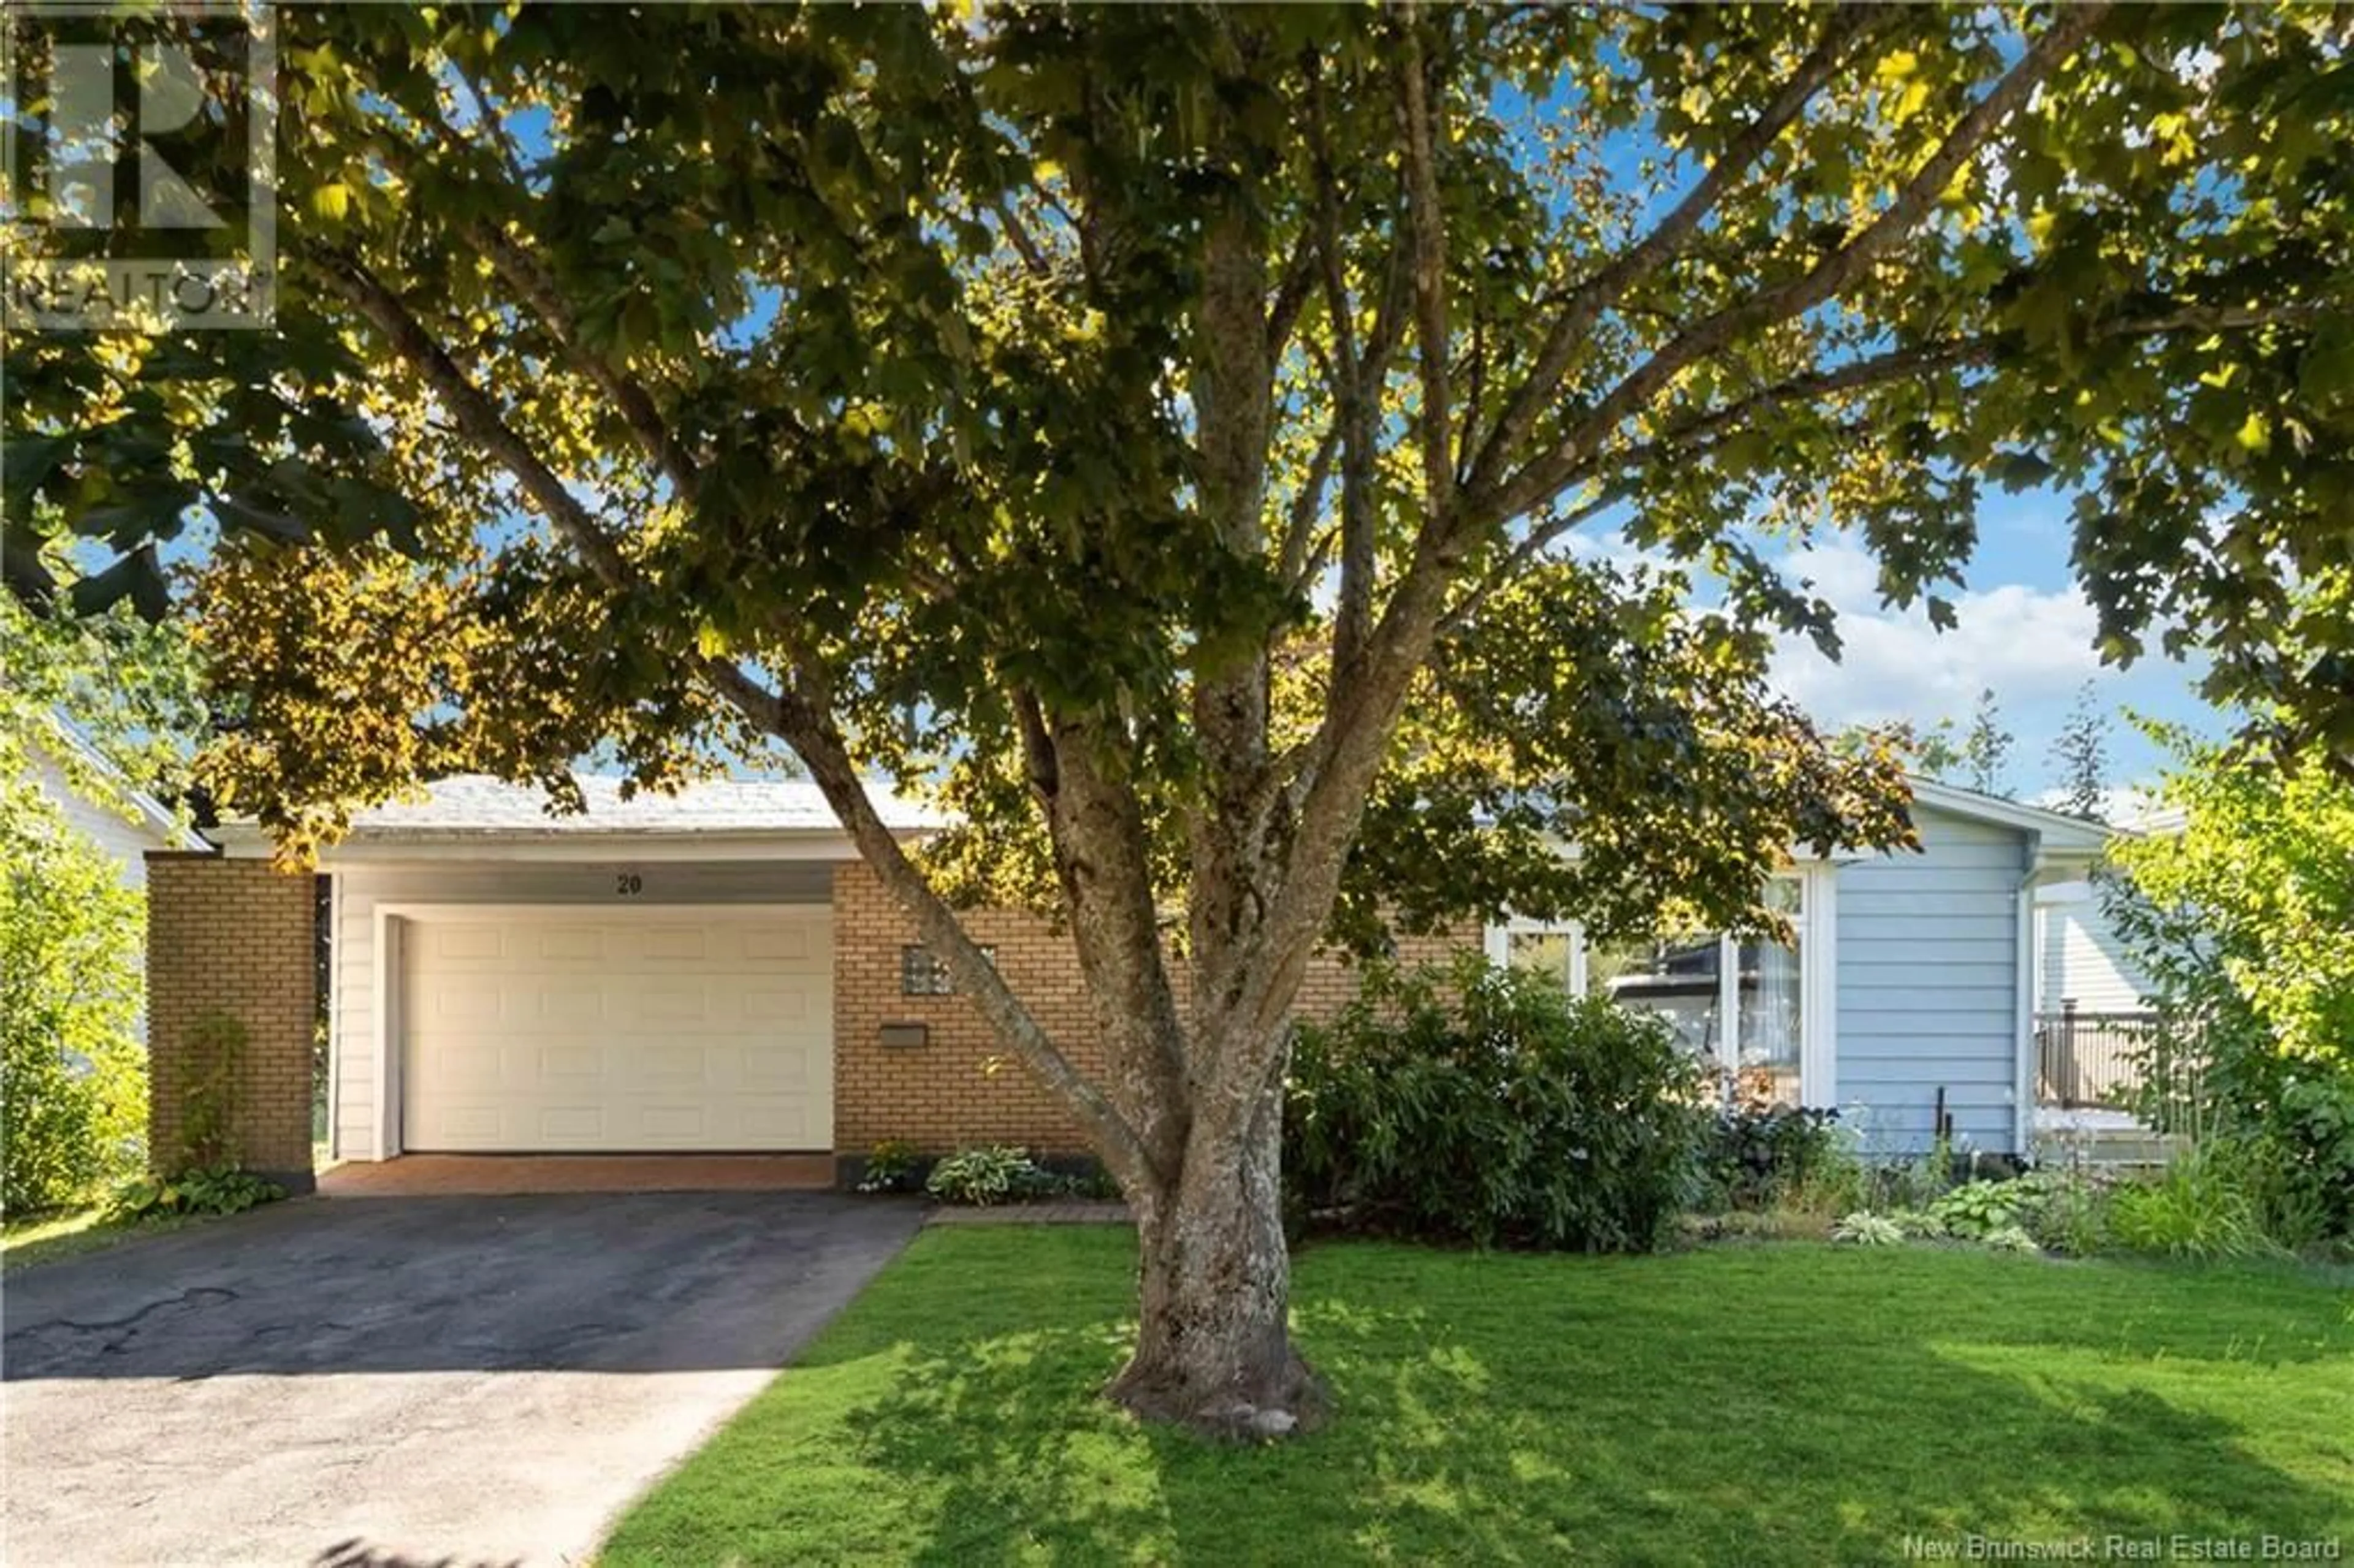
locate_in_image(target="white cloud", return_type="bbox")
[1768,537,2106,728]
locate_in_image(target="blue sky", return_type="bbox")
[1756,484,2222,801]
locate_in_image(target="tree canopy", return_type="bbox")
[9,2,2352,1431]
[2106,727,2354,1235]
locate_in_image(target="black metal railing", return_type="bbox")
[2035,1007,2162,1111]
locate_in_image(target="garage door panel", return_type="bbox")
[638,1105,711,1141]
[536,1105,608,1143]
[427,923,508,962]
[741,923,817,964]
[402,910,832,1153]
[535,1042,605,1080]
[738,1046,813,1092]
[638,926,710,962]
[532,925,608,962]
[731,1098,822,1145]
[630,1045,710,1086]
[424,976,509,1026]
[741,984,813,1026]
[634,981,714,1026]
[536,986,614,1027]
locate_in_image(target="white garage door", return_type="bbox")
[400,908,832,1152]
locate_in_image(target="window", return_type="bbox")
[1588,921,1725,1064]
[1489,870,1829,1109]
[1503,928,1578,995]
[1736,878,1805,1108]
[900,943,996,996]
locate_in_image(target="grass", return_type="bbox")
[0,1203,222,1271]
[604,1228,2354,1567]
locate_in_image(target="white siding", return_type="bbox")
[329,858,834,1160]
[31,753,168,893]
[1835,804,2028,1155]
[2035,883,2153,1013]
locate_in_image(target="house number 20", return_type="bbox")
[615,872,644,896]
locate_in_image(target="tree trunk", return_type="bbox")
[1105,1080,1327,1440]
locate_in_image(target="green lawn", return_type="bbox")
[0,1205,222,1271]
[605,1229,2354,1567]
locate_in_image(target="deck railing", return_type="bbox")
[2035,1007,2164,1111]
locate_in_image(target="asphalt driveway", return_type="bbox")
[2,1191,922,1567]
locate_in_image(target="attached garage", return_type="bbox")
[208,774,947,1166]
[396,907,832,1153]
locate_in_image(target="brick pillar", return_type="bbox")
[145,853,318,1193]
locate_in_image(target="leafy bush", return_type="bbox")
[1286,956,1713,1253]
[2105,739,2354,1240]
[1832,1211,1903,1247]
[856,1139,921,1194]
[1980,1224,2042,1255]
[1888,1208,1947,1241]
[926,1145,1041,1206]
[109,1166,284,1220]
[1054,1161,1124,1201]
[2012,1166,2112,1256]
[2107,1144,2266,1261]
[2,794,150,1212]
[1704,1105,1855,1212]
[1929,1179,2032,1240]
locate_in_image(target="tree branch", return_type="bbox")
[316,250,1159,1186]
[1466,2,1884,497]
[1487,1,2114,525]
[1446,289,2328,626]
[1399,17,1455,520]
[1277,412,1342,591]
[314,254,636,590]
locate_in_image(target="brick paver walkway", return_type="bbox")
[320,1153,836,1197]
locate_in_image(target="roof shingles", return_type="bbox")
[345,774,942,837]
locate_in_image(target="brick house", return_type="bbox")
[159,776,1455,1192]
[152,772,2110,1192]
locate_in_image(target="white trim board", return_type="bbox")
[219,829,884,864]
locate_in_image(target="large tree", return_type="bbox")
[10,5,2353,1433]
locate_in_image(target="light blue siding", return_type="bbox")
[1835,804,2027,1155]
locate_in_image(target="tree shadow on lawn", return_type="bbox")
[633,1235,2354,1567]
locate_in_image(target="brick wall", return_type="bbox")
[832,863,1465,1160]
[146,854,318,1191]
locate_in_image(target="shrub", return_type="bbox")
[1703,1105,1854,1212]
[1054,1161,1124,1201]
[1928,1179,2032,1240]
[2107,1143,2266,1261]
[108,1166,284,1220]
[1980,1224,2042,1255]
[1286,955,1713,1253]
[1888,1208,1946,1241]
[2104,741,2354,1241]
[926,1145,1040,1206]
[1832,1211,1903,1247]
[856,1139,921,1194]
[2,798,149,1212]
[1857,1130,1970,1212]
[2013,1166,2112,1257]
